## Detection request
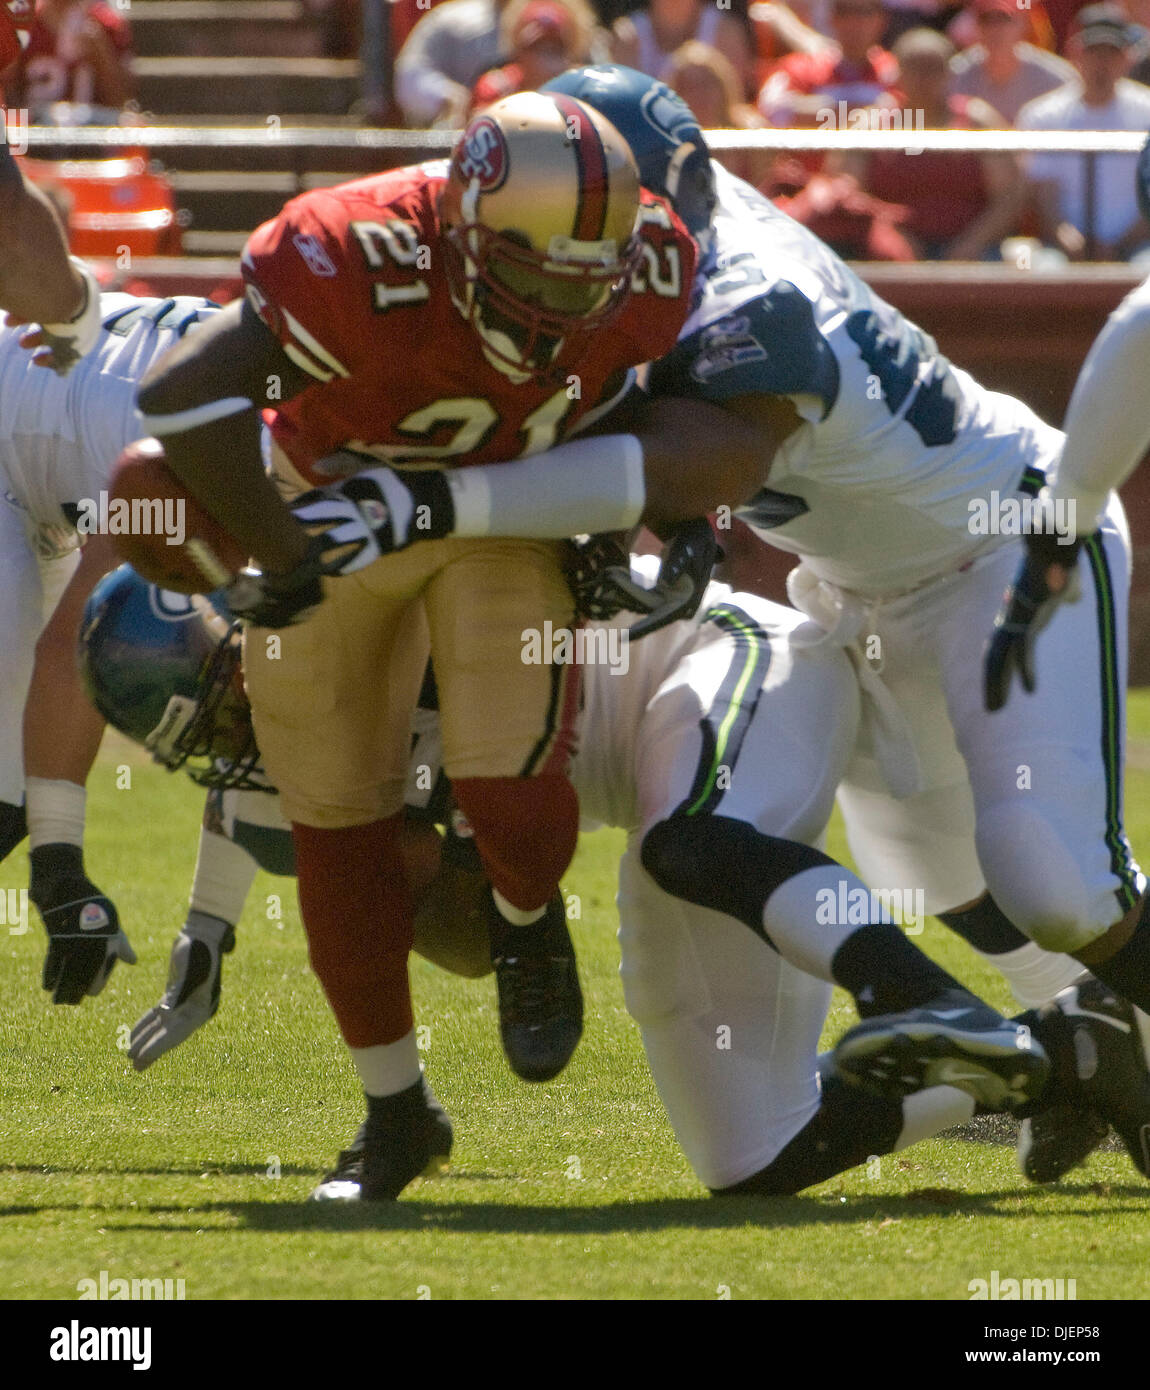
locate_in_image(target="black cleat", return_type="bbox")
[310,1075,453,1202]
[1017,1106,1110,1184]
[489,891,583,1083]
[834,987,1049,1111]
[1034,979,1150,1179]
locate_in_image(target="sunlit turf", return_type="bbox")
[3,700,1150,1302]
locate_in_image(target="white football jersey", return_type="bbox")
[573,558,804,832]
[648,165,1065,596]
[0,292,218,541]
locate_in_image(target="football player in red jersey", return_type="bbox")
[134,91,710,1200]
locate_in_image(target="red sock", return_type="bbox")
[292,816,413,1048]
[451,774,578,913]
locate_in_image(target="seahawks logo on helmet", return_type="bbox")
[148,587,198,623]
[639,86,700,152]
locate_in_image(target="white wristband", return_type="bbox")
[447,434,646,539]
[26,776,86,850]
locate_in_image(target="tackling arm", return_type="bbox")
[296,389,798,554]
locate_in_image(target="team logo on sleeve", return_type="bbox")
[292,233,338,278]
[690,315,768,383]
[454,116,509,193]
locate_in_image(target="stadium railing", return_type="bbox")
[9,123,1145,259]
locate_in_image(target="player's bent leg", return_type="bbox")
[938,507,1148,996]
[616,847,832,1190]
[428,538,583,1082]
[628,611,1043,1109]
[937,895,1086,1011]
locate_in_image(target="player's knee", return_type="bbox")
[0,800,27,863]
[975,801,1093,954]
[640,815,833,931]
[451,774,578,911]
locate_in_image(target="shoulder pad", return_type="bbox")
[649,282,839,417]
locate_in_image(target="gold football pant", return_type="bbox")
[242,535,580,828]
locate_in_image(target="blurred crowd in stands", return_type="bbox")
[5,0,1150,260]
[394,0,1150,260]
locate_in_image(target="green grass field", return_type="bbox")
[4,698,1150,1302]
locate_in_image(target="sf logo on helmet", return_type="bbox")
[455,116,509,193]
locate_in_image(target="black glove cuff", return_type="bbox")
[398,468,455,542]
[29,842,86,905]
[1025,527,1083,570]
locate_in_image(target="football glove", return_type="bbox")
[985,524,1085,712]
[30,843,136,1005]
[628,518,720,640]
[224,536,327,628]
[128,911,236,1071]
[562,532,637,621]
[290,463,455,576]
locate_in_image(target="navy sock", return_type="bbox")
[831,922,965,1018]
[939,896,1028,955]
[1084,905,1150,1016]
[713,1076,905,1196]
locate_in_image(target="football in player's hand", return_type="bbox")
[107,439,249,594]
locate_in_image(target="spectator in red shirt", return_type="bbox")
[758,0,899,124]
[7,0,133,115]
[853,27,1026,257]
[470,0,596,111]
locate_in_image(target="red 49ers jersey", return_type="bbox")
[241,161,695,485]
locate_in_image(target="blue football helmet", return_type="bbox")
[79,565,266,791]
[542,65,717,249]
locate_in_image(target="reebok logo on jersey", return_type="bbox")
[79,903,110,932]
[293,234,338,278]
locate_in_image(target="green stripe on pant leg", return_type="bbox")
[1083,534,1141,911]
[677,605,773,819]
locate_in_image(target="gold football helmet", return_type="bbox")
[441,91,643,384]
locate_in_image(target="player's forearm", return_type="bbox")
[155,414,311,572]
[1049,275,1150,532]
[0,166,86,323]
[138,301,313,572]
[443,397,767,539]
[24,632,105,784]
[24,536,119,785]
